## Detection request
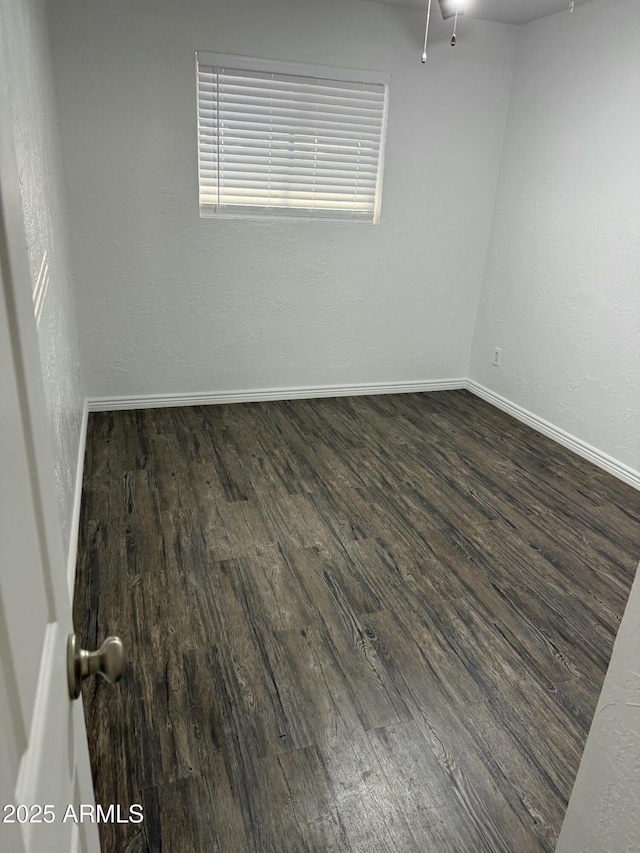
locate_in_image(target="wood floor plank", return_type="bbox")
[469,515,629,647]
[148,434,196,512]
[282,547,411,731]
[124,469,166,576]
[74,391,640,852]
[429,596,587,767]
[222,544,316,634]
[361,611,565,851]
[199,410,256,503]
[276,746,355,852]
[368,720,536,853]
[255,493,327,551]
[200,570,315,756]
[344,534,471,609]
[284,726,421,852]
[271,625,364,745]
[141,774,245,853]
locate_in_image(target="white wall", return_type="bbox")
[47,0,517,399]
[557,561,640,852]
[468,10,640,839]
[1,0,84,566]
[470,0,640,475]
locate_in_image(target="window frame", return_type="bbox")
[195,51,391,225]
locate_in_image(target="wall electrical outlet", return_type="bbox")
[492,347,502,367]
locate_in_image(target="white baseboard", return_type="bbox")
[67,398,88,601]
[466,380,640,491]
[86,378,467,412]
[80,378,638,506]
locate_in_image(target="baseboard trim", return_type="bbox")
[86,378,467,412]
[82,378,638,493]
[67,398,88,601]
[466,380,640,491]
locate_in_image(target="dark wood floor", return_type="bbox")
[73,390,640,853]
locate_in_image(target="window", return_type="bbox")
[196,52,389,223]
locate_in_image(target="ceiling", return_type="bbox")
[362,0,595,26]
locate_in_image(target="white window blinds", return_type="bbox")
[196,53,389,223]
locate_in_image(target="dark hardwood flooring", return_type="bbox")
[73,390,640,853]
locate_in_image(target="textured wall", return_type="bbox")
[47,0,517,398]
[469,0,640,473]
[557,561,640,852]
[469,8,640,838]
[1,0,84,565]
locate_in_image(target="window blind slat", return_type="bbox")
[199,184,377,199]
[200,158,379,174]
[206,196,376,209]
[199,104,385,126]
[199,168,377,181]
[203,99,385,121]
[200,121,382,144]
[196,56,388,223]
[197,139,380,162]
[199,115,383,136]
[199,168,378,185]
[200,206,374,223]
[198,85,385,104]
[197,86,385,109]
[199,69,385,99]
[198,150,380,169]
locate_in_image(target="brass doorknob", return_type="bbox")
[67,633,125,699]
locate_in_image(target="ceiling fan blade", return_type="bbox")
[437,0,465,20]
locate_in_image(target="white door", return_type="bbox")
[0,42,101,853]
